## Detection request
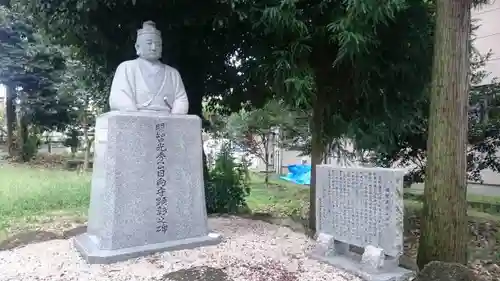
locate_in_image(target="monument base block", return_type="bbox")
[310,233,414,281]
[76,112,221,264]
[310,252,414,281]
[74,232,222,264]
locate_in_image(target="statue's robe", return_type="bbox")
[109,58,189,114]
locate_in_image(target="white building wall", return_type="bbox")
[472,1,500,84]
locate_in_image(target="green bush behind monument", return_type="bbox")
[205,143,251,214]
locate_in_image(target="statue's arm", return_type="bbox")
[171,70,189,115]
[109,63,137,111]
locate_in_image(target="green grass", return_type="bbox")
[2,164,500,230]
[403,199,500,222]
[467,194,500,204]
[246,174,309,218]
[248,174,500,222]
[0,165,91,228]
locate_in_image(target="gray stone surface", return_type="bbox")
[312,166,413,281]
[361,245,385,272]
[160,266,231,281]
[74,111,221,264]
[311,252,413,281]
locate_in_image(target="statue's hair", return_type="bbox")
[137,20,161,38]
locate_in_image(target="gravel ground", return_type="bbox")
[0,217,359,281]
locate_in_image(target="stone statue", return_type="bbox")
[109,21,189,114]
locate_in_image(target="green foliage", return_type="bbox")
[56,52,108,129]
[17,0,435,157]
[366,46,500,185]
[16,0,253,117]
[63,129,80,155]
[0,6,71,132]
[225,100,299,163]
[243,0,434,147]
[205,143,250,214]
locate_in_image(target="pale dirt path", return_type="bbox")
[0,217,359,281]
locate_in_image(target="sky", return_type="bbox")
[0,84,5,99]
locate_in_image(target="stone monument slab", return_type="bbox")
[74,111,221,264]
[311,166,413,281]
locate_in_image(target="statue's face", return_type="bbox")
[136,33,162,61]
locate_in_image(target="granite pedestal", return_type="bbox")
[74,111,221,264]
[311,166,414,281]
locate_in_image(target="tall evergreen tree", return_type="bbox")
[0,6,67,158]
[244,0,434,230]
[416,0,472,268]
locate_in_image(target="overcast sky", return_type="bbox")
[0,84,5,99]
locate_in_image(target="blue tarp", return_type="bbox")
[280,164,311,185]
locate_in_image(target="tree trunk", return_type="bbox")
[83,137,93,171]
[309,133,322,232]
[18,116,28,161]
[202,147,210,180]
[5,85,15,157]
[82,113,90,170]
[482,99,488,124]
[16,99,27,161]
[416,0,471,269]
[184,72,211,183]
[309,90,326,232]
[263,135,269,186]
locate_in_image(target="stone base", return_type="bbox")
[310,252,414,281]
[73,232,222,264]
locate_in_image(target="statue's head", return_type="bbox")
[135,21,162,61]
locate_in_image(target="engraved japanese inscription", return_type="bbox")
[317,167,404,258]
[155,122,168,233]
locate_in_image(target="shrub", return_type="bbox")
[63,129,80,156]
[205,143,250,214]
[20,133,39,162]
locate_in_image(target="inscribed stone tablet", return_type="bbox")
[315,166,405,258]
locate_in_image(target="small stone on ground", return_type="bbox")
[160,266,230,281]
[0,217,359,281]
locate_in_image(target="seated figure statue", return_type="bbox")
[109,20,189,114]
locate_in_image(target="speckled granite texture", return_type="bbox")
[312,166,413,281]
[74,111,220,264]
